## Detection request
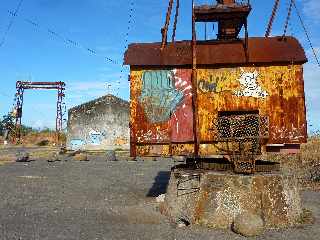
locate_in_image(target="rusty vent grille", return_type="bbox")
[215,113,269,142]
[213,112,269,173]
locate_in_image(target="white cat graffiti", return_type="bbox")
[234,68,269,99]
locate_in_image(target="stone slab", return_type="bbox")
[161,169,302,229]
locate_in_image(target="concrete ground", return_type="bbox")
[0,148,319,240]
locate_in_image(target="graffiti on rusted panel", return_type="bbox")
[197,65,306,144]
[198,75,229,93]
[130,64,307,156]
[234,69,269,98]
[139,70,182,123]
[131,69,194,144]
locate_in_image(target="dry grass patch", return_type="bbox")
[297,208,315,225]
[262,136,320,190]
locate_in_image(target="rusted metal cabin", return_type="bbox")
[124,0,308,160]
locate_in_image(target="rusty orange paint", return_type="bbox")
[130,64,307,157]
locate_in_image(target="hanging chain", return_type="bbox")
[283,0,293,36]
[161,0,174,49]
[265,0,281,37]
[171,0,180,43]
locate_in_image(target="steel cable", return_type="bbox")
[5,9,118,65]
[293,0,320,67]
[0,0,24,48]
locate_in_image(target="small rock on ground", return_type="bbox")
[16,152,30,162]
[156,194,166,203]
[73,153,88,161]
[176,218,190,228]
[106,150,117,161]
[232,212,264,237]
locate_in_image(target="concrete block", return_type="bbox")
[161,170,303,230]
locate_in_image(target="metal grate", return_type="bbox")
[213,112,269,173]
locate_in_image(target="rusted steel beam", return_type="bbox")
[19,81,65,86]
[191,0,200,158]
[22,86,63,90]
[244,18,249,62]
[124,37,307,66]
[161,0,174,50]
[194,5,251,22]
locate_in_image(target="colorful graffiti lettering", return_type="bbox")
[139,70,191,123]
[198,75,227,93]
[234,69,268,98]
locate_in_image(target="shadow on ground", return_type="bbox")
[147,171,171,197]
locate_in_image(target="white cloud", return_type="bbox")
[301,0,320,22]
[66,76,129,109]
[68,81,106,92]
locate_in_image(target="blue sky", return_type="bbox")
[0,0,319,132]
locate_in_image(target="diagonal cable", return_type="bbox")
[0,0,24,48]
[293,0,320,67]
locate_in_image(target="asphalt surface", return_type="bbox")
[0,152,319,240]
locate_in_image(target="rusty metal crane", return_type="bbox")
[124,0,308,174]
[192,0,255,173]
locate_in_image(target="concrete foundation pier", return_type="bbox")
[161,169,302,229]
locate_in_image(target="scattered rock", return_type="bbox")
[68,150,82,157]
[127,157,137,162]
[106,150,117,161]
[172,156,186,163]
[73,153,88,161]
[48,152,64,162]
[16,152,30,162]
[135,157,144,162]
[156,194,166,203]
[58,147,67,155]
[232,212,264,237]
[176,217,190,228]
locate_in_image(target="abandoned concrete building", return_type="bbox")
[67,94,129,150]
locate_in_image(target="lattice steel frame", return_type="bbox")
[13,81,66,145]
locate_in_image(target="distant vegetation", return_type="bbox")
[0,113,66,145]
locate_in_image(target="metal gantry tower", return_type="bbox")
[13,81,66,145]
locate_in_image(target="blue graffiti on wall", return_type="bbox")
[70,139,85,150]
[89,130,103,145]
[139,70,185,123]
